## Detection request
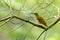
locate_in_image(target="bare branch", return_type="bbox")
[24,26,34,40]
[48,17,60,29]
[41,0,55,9]
[3,0,10,8]
[14,15,47,29]
[0,16,14,27]
[0,15,13,22]
[3,0,20,12]
[46,16,58,20]
[36,30,46,40]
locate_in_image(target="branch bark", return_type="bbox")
[14,15,47,29]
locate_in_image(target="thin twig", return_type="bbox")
[0,16,13,27]
[41,0,55,9]
[46,0,60,17]
[36,29,46,40]
[24,26,34,40]
[3,0,10,8]
[0,15,12,22]
[44,31,47,40]
[3,0,20,12]
[46,16,57,20]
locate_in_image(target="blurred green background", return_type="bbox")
[0,0,60,40]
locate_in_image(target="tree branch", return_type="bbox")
[14,15,47,29]
[0,15,14,27]
[0,15,13,22]
[0,16,13,27]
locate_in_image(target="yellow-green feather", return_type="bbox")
[34,13,47,26]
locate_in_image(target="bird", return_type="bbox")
[33,13,48,27]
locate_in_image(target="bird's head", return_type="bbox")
[31,13,38,16]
